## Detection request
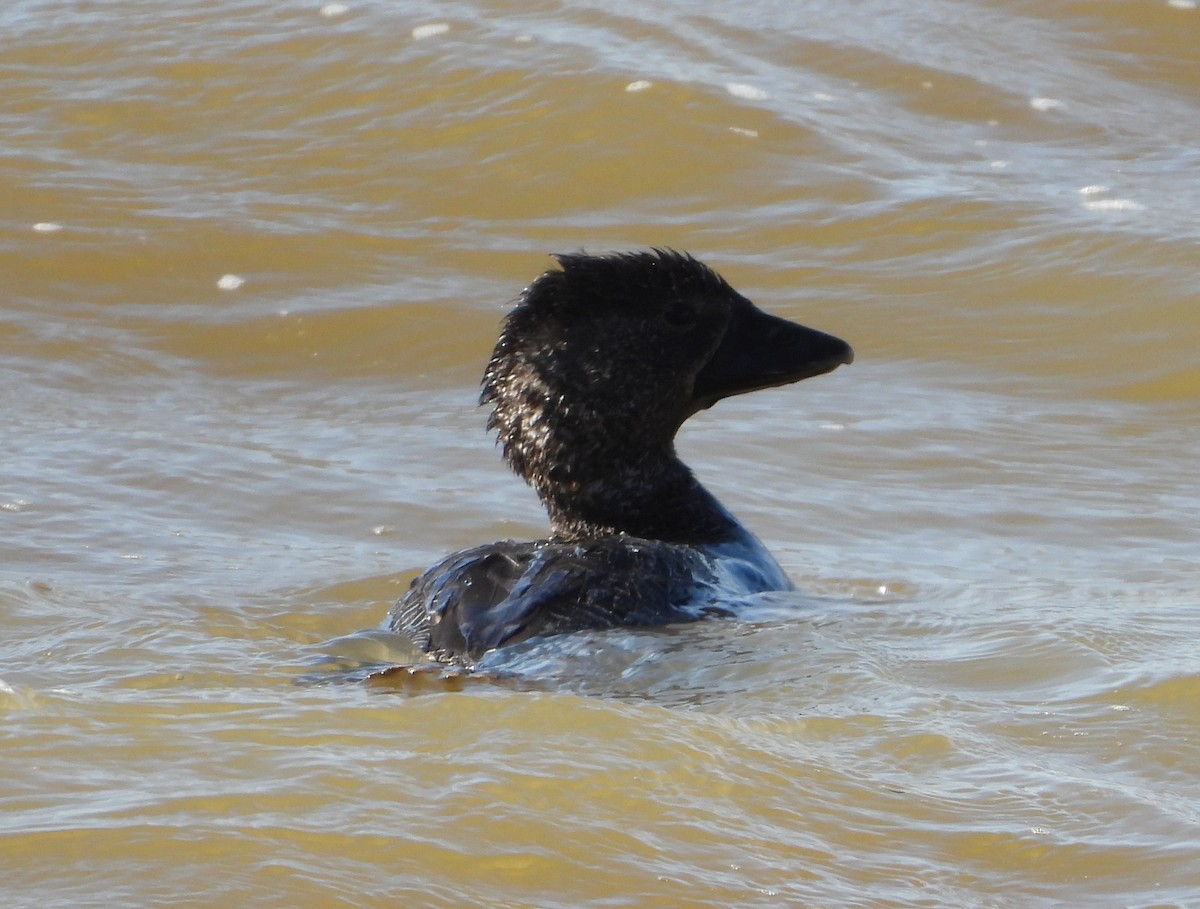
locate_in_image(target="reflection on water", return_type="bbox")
[2,0,1199,906]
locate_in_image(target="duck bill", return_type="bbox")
[690,296,853,412]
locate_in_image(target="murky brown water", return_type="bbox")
[3,1,1199,906]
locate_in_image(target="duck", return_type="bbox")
[389,249,852,665]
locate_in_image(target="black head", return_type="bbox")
[480,250,852,529]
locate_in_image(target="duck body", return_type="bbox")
[393,525,791,664]
[390,250,852,665]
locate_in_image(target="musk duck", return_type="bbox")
[390,249,852,664]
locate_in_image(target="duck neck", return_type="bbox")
[536,454,741,545]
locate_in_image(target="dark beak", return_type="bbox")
[690,295,853,412]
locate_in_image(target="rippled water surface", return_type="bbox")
[3,1,1199,906]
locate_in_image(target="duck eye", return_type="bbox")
[664,304,697,329]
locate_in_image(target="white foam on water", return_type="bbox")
[725,82,769,100]
[412,23,450,40]
[1083,198,1146,212]
[1029,97,1065,112]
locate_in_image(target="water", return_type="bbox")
[3,1,1199,906]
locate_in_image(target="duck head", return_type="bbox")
[481,249,852,538]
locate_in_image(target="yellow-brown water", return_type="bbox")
[3,1,1199,905]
